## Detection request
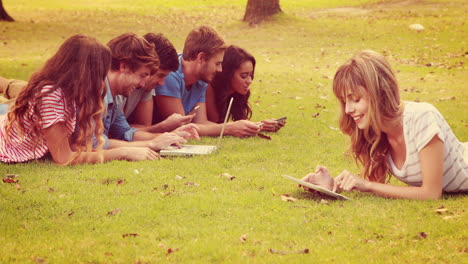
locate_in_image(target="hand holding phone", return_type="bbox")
[188,105,200,115]
[275,116,287,122]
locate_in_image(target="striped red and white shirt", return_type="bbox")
[0,86,76,162]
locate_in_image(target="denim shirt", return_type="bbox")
[102,78,138,148]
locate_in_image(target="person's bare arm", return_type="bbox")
[43,123,159,164]
[131,99,153,127]
[205,84,220,123]
[154,95,185,120]
[192,102,262,137]
[334,136,444,200]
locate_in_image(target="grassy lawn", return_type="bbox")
[0,0,467,263]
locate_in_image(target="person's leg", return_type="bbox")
[0,77,27,113]
[4,79,28,99]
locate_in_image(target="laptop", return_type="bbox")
[283,175,351,200]
[160,97,233,157]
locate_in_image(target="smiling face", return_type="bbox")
[144,69,171,91]
[199,51,224,83]
[119,65,151,97]
[344,88,370,130]
[229,60,254,96]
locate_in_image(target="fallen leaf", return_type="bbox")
[219,173,236,180]
[107,208,121,216]
[409,23,425,32]
[166,248,179,255]
[5,174,18,179]
[48,188,55,193]
[32,256,46,263]
[122,233,139,238]
[269,248,309,255]
[257,133,272,140]
[442,215,461,220]
[418,232,427,239]
[436,96,456,102]
[104,252,113,256]
[281,194,298,202]
[68,211,75,217]
[312,112,320,118]
[435,206,448,214]
[240,234,248,243]
[2,178,18,183]
[15,184,21,190]
[185,181,200,186]
[175,175,185,180]
[117,180,125,185]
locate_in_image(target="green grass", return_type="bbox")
[0,0,467,263]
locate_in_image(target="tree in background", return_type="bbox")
[0,0,14,21]
[243,0,281,25]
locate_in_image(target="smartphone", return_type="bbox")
[188,105,200,115]
[275,116,287,122]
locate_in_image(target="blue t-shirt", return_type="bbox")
[155,54,207,114]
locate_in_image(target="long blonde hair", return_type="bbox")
[333,50,403,182]
[6,35,111,164]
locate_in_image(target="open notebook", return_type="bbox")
[160,97,233,157]
[283,175,351,200]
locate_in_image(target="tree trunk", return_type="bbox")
[243,0,281,25]
[0,0,14,22]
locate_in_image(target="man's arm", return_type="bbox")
[154,95,185,120]
[130,98,153,127]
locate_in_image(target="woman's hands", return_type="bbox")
[227,120,262,137]
[301,165,335,192]
[301,166,370,193]
[260,118,286,132]
[334,170,370,192]
[121,147,160,161]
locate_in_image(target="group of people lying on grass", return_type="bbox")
[0,26,466,199]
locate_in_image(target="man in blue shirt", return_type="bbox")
[154,26,261,137]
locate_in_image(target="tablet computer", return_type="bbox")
[283,175,351,200]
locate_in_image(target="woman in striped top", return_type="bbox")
[0,34,159,165]
[302,50,467,199]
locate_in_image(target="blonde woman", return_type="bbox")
[303,50,467,199]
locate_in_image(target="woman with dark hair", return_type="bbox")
[0,34,159,165]
[206,45,286,132]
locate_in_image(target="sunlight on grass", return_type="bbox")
[0,0,467,263]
